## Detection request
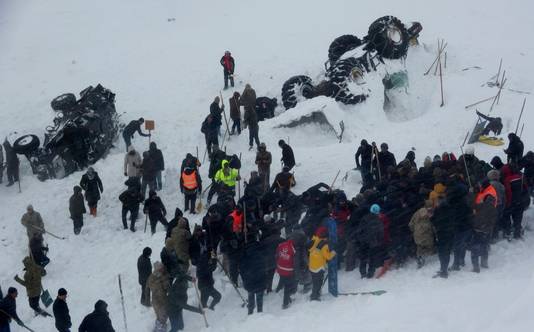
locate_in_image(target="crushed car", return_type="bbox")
[12,84,123,181]
[281,15,422,109]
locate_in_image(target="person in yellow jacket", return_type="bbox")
[208,160,240,204]
[308,226,335,301]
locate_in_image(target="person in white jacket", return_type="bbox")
[124,146,142,189]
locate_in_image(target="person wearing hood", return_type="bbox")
[241,84,260,150]
[255,143,272,192]
[124,146,142,187]
[143,190,168,234]
[14,256,48,317]
[355,139,374,188]
[167,265,202,332]
[138,247,152,307]
[180,153,201,174]
[278,139,295,171]
[118,186,144,232]
[148,262,171,332]
[208,159,240,204]
[504,133,524,164]
[239,237,266,315]
[487,169,505,237]
[78,300,115,332]
[429,182,447,208]
[501,163,527,239]
[409,200,435,268]
[229,91,241,135]
[308,226,336,301]
[170,218,192,269]
[29,233,50,269]
[220,51,235,89]
[0,287,24,330]
[122,118,150,150]
[471,179,498,272]
[149,142,165,191]
[53,288,71,332]
[166,208,184,239]
[69,185,86,234]
[180,166,202,214]
[20,205,45,241]
[401,150,417,170]
[141,151,158,199]
[161,238,180,278]
[79,167,103,217]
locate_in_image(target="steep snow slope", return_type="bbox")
[1,0,534,331]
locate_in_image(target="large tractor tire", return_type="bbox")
[281,75,314,110]
[366,15,410,59]
[51,93,77,111]
[13,134,40,155]
[328,35,362,63]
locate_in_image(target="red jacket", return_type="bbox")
[378,213,390,245]
[276,240,296,277]
[331,206,350,238]
[502,165,527,207]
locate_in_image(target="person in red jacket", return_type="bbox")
[220,51,235,89]
[501,164,528,239]
[276,239,297,309]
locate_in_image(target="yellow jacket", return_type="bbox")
[308,235,335,273]
[214,160,239,187]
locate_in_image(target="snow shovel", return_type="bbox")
[196,192,203,213]
[40,289,53,307]
[0,308,35,332]
[193,280,209,328]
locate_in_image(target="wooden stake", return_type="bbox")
[439,58,445,107]
[515,98,527,134]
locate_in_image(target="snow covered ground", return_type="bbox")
[1,0,534,331]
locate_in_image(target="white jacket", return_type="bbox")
[124,146,142,177]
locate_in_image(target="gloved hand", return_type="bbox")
[124,172,127,177]
[16,319,24,326]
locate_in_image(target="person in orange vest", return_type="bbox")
[471,179,498,272]
[180,167,202,214]
[276,239,297,309]
[223,205,245,285]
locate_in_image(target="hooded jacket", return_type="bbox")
[14,257,42,298]
[214,160,239,187]
[124,146,142,177]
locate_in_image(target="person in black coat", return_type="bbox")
[190,226,221,310]
[278,139,295,171]
[504,133,524,164]
[29,233,50,269]
[141,151,158,199]
[79,167,103,217]
[69,185,86,235]
[78,300,115,332]
[166,208,184,239]
[0,287,24,329]
[431,197,456,278]
[261,222,283,293]
[137,247,152,307]
[3,139,19,187]
[161,239,180,279]
[53,288,71,332]
[355,139,374,188]
[122,118,150,150]
[167,266,202,332]
[201,114,221,159]
[119,187,144,232]
[149,142,165,191]
[143,191,168,235]
[373,142,397,181]
[239,238,266,315]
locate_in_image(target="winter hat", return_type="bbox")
[139,117,144,122]
[283,166,290,172]
[315,226,328,238]
[487,169,500,181]
[58,288,67,296]
[233,91,240,98]
[278,139,285,147]
[153,261,164,271]
[380,143,389,150]
[143,247,152,257]
[464,145,475,155]
[370,204,381,215]
[490,156,504,170]
[174,208,183,218]
[8,287,17,295]
[94,300,108,312]
[149,190,157,197]
[73,185,82,193]
[433,155,441,162]
[259,142,266,150]
[26,204,33,211]
[424,156,432,168]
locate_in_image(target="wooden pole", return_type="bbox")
[515,98,527,134]
[439,57,445,107]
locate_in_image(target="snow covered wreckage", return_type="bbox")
[12,84,122,181]
[281,16,422,109]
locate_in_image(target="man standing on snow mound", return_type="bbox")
[241,84,259,150]
[355,139,374,188]
[504,133,524,165]
[220,50,235,89]
[69,186,86,235]
[78,300,115,332]
[137,247,152,307]
[20,204,45,241]
[229,91,241,135]
[278,139,295,171]
[122,118,150,151]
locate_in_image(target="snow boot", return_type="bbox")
[416,257,425,269]
[433,271,448,279]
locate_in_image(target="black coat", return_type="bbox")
[431,202,456,243]
[80,173,103,203]
[53,298,72,331]
[506,136,524,162]
[149,146,164,171]
[142,155,158,181]
[355,144,373,168]
[0,295,21,325]
[281,144,295,169]
[161,247,179,277]
[78,309,115,332]
[69,192,86,217]
[209,102,223,127]
[137,254,152,286]
[119,190,143,210]
[239,240,266,293]
[190,234,216,289]
[123,120,148,138]
[143,196,166,218]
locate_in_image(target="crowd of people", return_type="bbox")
[1,50,532,332]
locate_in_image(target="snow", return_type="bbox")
[1,0,534,331]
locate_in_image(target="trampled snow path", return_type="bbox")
[1,0,534,331]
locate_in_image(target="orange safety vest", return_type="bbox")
[475,185,498,207]
[230,210,243,233]
[182,171,198,190]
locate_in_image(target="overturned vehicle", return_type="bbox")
[13,84,122,181]
[281,15,422,109]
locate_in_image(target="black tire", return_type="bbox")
[13,134,40,155]
[281,75,314,110]
[366,16,409,59]
[328,35,362,63]
[334,88,367,105]
[326,57,369,86]
[51,93,77,111]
